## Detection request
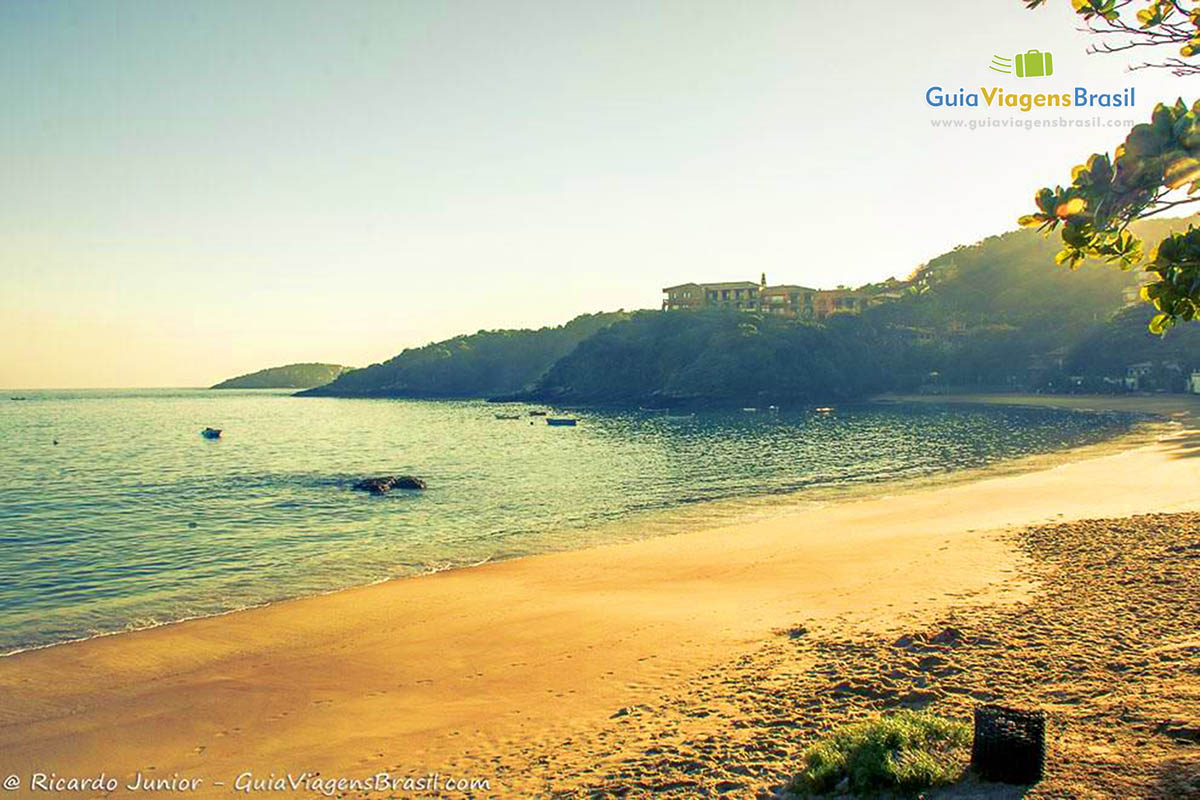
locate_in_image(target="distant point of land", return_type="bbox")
[211,363,353,390]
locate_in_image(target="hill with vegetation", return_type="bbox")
[513,219,1198,405]
[512,310,894,407]
[295,216,1200,406]
[211,363,352,389]
[299,312,629,398]
[859,215,1197,391]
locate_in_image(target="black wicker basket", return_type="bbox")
[971,705,1046,784]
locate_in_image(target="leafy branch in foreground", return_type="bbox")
[1023,0,1200,76]
[1020,3,1200,331]
[1020,99,1200,333]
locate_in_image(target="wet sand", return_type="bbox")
[1,394,1198,798]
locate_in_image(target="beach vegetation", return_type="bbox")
[786,710,970,798]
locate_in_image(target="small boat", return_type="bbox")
[815,406,834,413]
[528,410,548,417]
[201,427,222,439]
[742,407,757,413]
[10,397,27,401]
[494,413,521,420]
[546,417,578,426]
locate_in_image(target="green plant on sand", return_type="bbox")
[787,710,971,798]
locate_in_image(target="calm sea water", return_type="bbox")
[0,390,1138,654]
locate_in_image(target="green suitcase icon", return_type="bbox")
[1015,49,1053,78]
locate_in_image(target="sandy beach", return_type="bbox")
[2,394,1199,798]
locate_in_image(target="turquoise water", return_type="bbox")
[0,390,1138,654]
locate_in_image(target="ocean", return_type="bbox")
[0,389,1140,654]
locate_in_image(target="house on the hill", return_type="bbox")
[662,274,901,319]
[760,284,818,317]
[661,281,760,311]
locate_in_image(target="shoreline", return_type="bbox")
[2,393,1199,797]
[0,398,1161,661]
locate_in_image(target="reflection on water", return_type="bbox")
[0,389,1138,653]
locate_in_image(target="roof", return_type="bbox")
[662,281,759,292]
[699,281,759,290]
[761,284,817,292]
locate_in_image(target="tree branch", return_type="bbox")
[1135,196,1200,222]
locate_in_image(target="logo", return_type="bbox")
[989,49,1054,78]
[925,44,1134,115]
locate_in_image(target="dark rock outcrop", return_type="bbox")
[352,475,427,495]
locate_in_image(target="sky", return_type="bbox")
[0,0,1186,387]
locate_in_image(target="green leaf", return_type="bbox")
[1149,313,1173,334]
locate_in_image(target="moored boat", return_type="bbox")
[201,427,222,439]
[546,417,577,426]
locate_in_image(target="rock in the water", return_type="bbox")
[392,475,426,490]
[353,477,391,495]
[352,475,426,494]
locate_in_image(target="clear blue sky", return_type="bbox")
[0,0,1182,386]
